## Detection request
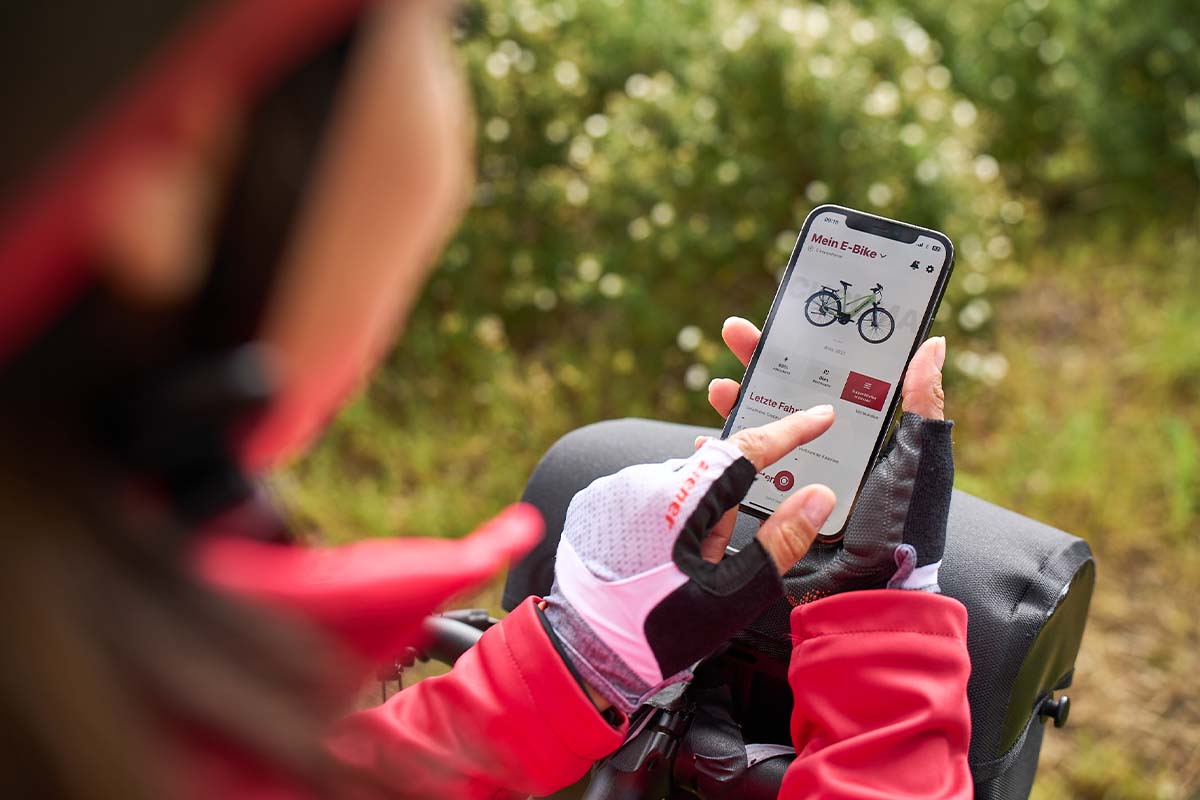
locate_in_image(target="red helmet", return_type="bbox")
[0,0,371,356]
[0,0,369,524]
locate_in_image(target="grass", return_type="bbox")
[949,234,1200,799]
[285,231,1199,799]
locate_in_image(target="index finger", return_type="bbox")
[729,405,835,470]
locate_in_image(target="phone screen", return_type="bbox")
[722,205,953,536]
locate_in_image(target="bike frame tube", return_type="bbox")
[843,293,876,315]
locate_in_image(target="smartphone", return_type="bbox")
[721,204,954,540]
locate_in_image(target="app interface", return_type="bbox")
[726,210,949,534]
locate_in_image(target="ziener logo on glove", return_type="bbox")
[664,459,708,528]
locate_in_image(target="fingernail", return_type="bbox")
[723,316,745,329]
[807,404,834,417]
[707,378,719,391]
[800,489,836,528]
[932,336,947,369]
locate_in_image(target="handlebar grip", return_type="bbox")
[422,616,486,664]
[673,747,792,799]
[731,752,792,799]
[582,765,664,800]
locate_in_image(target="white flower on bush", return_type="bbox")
[554,60,580,88]
[598,274,624,298]
[958,298,992,331]
[868,183,894,207]
[863,81,901,116]
[565,179,589,206]
[684,363,710,391]
[676,325,703,352]
[584,114,610,138]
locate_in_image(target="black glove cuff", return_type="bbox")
[897,413,954,566]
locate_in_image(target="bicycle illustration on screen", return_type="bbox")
[803,280,895,344]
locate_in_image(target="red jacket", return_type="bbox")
[196,504,972,799]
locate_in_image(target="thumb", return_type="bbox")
[755,485,837,573]
[901,337,947,421]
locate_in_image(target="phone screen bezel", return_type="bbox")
[719,203,955,541]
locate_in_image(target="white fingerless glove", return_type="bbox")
[542,439,780,713]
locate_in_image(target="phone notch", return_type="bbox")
[844,211,920,244]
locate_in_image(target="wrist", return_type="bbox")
[583,680,612,711]
[536,600,614,713]
[885,544,942,593]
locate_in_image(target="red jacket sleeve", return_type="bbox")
[781,590,972,800]
[327,597,627,799]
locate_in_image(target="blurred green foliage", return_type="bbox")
[289,1,1200,797]
[873,0,1200,220]
[433,0,1023,415]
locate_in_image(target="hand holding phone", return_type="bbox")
[710,330,955,603]
[719,205,954,540]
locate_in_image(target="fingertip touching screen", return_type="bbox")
[723,206,952,536]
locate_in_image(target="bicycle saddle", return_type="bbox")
[839,280,852,289]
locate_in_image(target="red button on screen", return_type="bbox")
[840,371,891,411]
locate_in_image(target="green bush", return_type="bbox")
[418,0,1023,414]
[871,0,1200,222]
[294,0,1033,537]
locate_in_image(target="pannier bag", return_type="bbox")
[505,418,1094,799]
